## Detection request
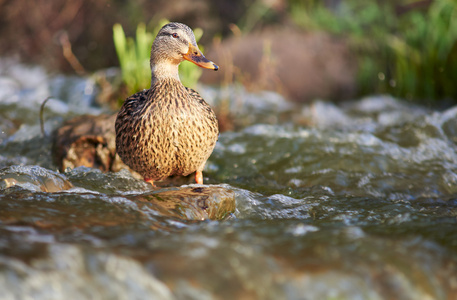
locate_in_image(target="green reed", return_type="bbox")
[113,19,204,96]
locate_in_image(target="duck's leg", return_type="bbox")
[144,178,156,187]
[195,171,203,184]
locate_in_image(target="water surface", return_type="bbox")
[1,60,457,299]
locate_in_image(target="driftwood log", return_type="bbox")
[53,114,142,179]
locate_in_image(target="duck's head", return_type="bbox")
[150,22,218,77]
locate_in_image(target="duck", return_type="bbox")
[115,22,219,186]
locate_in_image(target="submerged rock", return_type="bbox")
[0,165,72,192]
[0,165,235,222]
[130,185,236,221]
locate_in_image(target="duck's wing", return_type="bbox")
[185,87,219,138]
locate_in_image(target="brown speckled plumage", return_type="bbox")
[115,22,219,184]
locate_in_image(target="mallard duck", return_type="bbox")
[115,22,219,186]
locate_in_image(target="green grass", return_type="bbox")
[289,0,457,103]
[113,19,205,96]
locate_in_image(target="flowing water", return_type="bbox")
[1,59,457,299]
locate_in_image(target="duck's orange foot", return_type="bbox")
[144,178,156,187]
[195,171,203,185]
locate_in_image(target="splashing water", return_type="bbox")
[1,60,457,299]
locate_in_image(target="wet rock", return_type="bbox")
[0,165,72,192]
[53,114,140,178]
[0,166,235,224]
[63,167,236,221]
[0,187,233,242]
[202,28,356,103]
[130,185,236,221]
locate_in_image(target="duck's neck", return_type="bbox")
[150,62,181,87]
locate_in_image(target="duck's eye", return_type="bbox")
[172,33,179,38]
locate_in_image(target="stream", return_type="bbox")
[1,59,457,299]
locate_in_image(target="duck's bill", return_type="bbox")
[183,44,219,71]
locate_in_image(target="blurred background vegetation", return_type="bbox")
[290,0,457,102]
[0,0,456,104]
